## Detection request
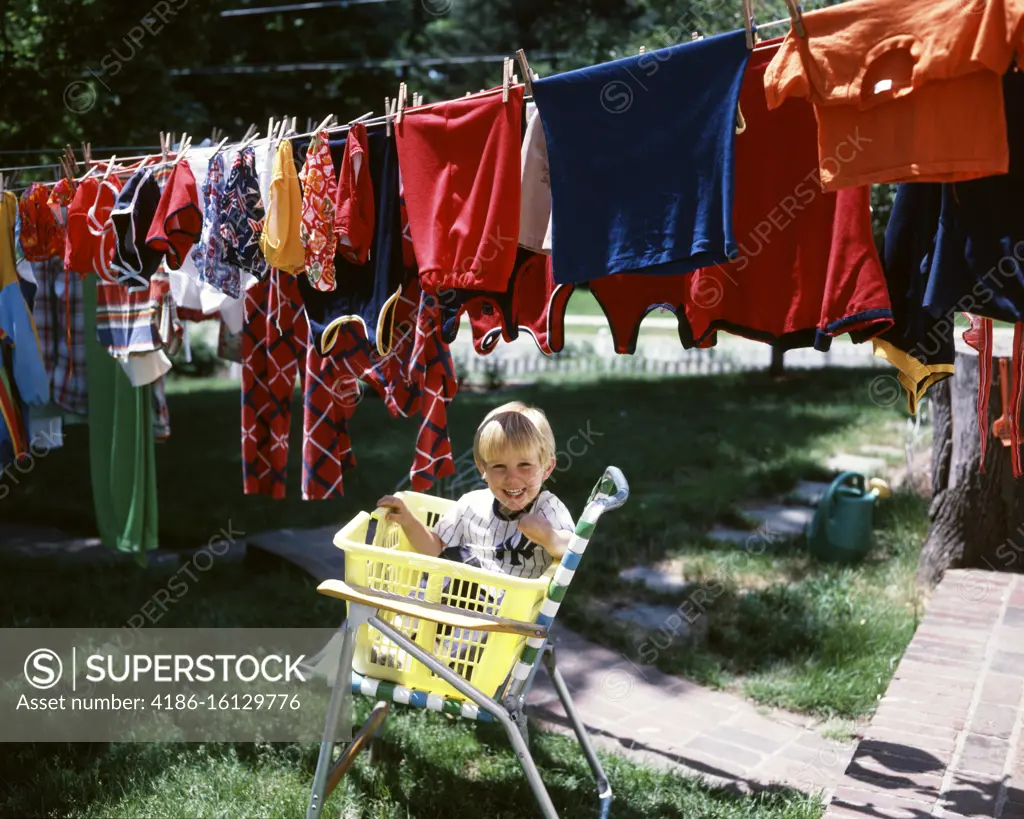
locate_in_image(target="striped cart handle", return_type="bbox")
[502,466,629,702]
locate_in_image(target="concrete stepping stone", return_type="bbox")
[739,504,814,536]
[785,481,831,507]
[618,565,690,594]
[246,525,344,582]
[826,452,886,475]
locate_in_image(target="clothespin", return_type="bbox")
[160,133,169,161]
[384,96,391,137]
[396,83,408,125]
[501,58,513,103]
[348,111,373,126]
[306,116,313,133]
[692,31,702,41]
[103,156,117,180]
[515,49,535,96]
[741,0,755,49]
[210,136,230,158]
[289,116,297,134]
[784,0,806,37]
[638,45,645,54]
[0,174,6,198]
[314,113,334,134]
[81,142,92,166]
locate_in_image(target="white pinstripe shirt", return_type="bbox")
[434,489,575,579]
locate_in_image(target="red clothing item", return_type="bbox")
[334,123,375,265]
[686,40,893,351]
[469,253,574,356]
[396,87,523,295]
[65,177,122,277]
[19,184,63,261]
[146,161,203,270]
[590,272,702,355]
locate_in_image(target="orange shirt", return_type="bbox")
[764,0,1024,191]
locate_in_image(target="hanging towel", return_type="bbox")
[532,29,751,285]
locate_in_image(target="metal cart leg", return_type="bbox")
[307,604,373,819]
[369,614,560,819]
[541,643,613,819]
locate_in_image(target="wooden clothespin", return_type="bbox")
[103,156,117,180]
[691,31,702,41]
[784,0,806,37]
[741,0,755,49]
[0,174,6,198]
[313,113,334,135]
[501,57,513,103]
[348,111,373,126]
[515,49,535,96]
[210,136,230,158]
[638,45,645,54]
[396,82,408,125]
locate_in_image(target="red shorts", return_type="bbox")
[686,40,893,350]
[396,87,524,296]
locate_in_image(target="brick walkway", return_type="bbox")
[526,625,857,796]
[824,570,1024,819]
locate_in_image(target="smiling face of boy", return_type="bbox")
[478,445,556,514]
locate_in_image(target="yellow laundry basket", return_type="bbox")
[334,492,555,701]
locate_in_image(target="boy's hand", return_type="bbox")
[377,495,414,527]
[517,513,554,549]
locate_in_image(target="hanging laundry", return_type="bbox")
[916,69,1024,323]
[191,152,240,298]
[396,87,524,295]
[439,248,572,356]
[29,259,87,415]
[0,191,48,408]
[299,124,410,358]
[241,270,309,499]
[335,122,375,266]
[873,183,955,414]
[299,129,339,292]
[109,167,164,287]
[686,39,893,351]
[222,146,271,283]
[83,274,159,555]
[260,138,305,274]
[18,183,63,261]
[0,328,28,467]
[518,104,552,255]
[763,0,1024,191]
[589,272,697,354]
[146,160,203,271]
[532,30,750,285]
[65,176,122,280]
[468,253,573,357]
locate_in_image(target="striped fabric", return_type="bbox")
[504,473,618,697]
[351,669,494,722]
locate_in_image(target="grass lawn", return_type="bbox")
[7,367,924,724]
[1,554,823,819]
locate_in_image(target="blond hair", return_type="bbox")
[473,401,556,467]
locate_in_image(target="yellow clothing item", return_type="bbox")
[259,140,305,274]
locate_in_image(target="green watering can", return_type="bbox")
[806,472,890,564]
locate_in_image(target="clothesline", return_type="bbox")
[1,19,797,180]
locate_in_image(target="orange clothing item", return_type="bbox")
[764,0,1024,191]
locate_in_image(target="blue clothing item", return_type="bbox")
[921,69,1024,324]
[532,29,750,285]
[0,192,48,408]
[298,125,411,357]
[874,183,954,414]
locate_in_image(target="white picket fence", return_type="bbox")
[452,338,887,383]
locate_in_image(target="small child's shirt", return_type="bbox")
[434,488,574,580]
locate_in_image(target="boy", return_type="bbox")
[376,401,575,580]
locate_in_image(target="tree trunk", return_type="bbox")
[769,345,785,379]
[917,347,1024,588]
